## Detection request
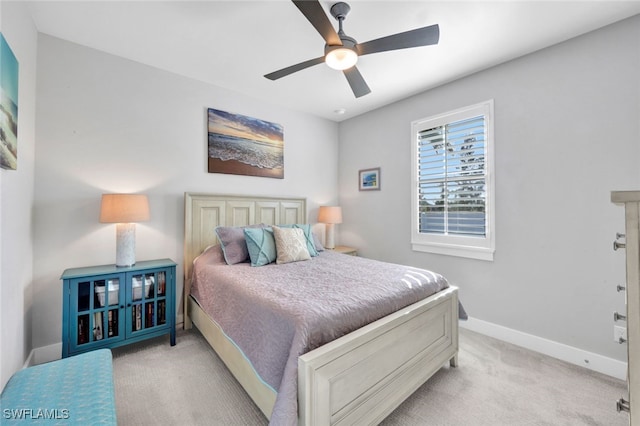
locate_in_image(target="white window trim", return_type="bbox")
[411,100,495,261]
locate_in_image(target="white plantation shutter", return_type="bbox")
[411,100,495,261]
[418,115,486,236]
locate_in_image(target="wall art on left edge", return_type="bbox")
[207,108,284,179]
[0,33,19,170]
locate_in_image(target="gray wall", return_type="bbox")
[32,35,339,355]
[3,6,638,388]
[338,15,640,361]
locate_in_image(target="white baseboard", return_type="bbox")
[22,350,35,369]
[460,317,627,380]
[29,316,622,381]
[25,342,62,367]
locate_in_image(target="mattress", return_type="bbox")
[191,245,450,425]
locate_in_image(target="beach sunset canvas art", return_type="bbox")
[0,33,19,171]
[207,108,284,179]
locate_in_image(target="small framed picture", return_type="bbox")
[359,167,381,191]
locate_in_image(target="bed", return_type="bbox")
[183,193,459,425]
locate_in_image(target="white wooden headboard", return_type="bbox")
[183,193,306,327]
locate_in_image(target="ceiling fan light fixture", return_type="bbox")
[264,1,439,98]
[325,46,358,70]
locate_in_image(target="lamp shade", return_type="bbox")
[318,206,342,224]
[100,194,150,223]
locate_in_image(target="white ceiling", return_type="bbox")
[27,1,640,122]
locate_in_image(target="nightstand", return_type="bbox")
[60,258,176,358]
[332,245,358,256]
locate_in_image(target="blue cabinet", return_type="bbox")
[61,259,176,357]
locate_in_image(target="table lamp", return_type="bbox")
[318,206,342,249]
[100,194,150,267]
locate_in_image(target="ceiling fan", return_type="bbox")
[264,0,440,98]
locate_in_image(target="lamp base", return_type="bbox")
[115,223,136,267]
[325,223,336,249]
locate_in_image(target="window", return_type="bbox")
[411,100,495,261]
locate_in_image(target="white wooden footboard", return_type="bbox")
[298,286,458,425]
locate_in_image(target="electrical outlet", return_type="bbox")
[614,325,627,343]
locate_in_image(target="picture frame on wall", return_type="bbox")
[207,108,284,179]
[0,33,19,171]
[359,167,380,191]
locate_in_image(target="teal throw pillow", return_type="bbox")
[244,227,277,267]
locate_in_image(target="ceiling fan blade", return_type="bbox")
[357,24,440,56]
[343,66,371,98]
[292,0,341,46]
[264,56,326,81]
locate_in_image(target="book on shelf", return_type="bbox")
[146,303,154,328]
[158,300,166,325]
[78,316,89,344]
[133,304,142,331]
[108,309,118,337]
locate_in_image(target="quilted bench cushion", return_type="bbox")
[1,349,116,424]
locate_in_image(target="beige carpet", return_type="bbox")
[112,328,627,425]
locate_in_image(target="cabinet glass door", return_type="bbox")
[127,269,169,336]
[70,275,124,352]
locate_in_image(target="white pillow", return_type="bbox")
[273,226,311,264]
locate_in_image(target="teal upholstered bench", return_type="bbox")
[1,349,116,424]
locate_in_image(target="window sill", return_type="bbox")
[411,242,494,261]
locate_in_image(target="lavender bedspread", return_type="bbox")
[191,245,449,425]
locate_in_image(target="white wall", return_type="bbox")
[338,16,640,364]
[0,2,37,389]
[33,35,339,357]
